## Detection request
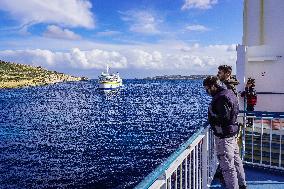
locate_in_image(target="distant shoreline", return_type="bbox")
[0,60,88,89]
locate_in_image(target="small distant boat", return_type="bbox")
[98,65,122,90]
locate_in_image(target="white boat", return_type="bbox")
[135,1,284,188]
[98,65,122,90]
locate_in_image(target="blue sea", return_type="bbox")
[0,79,210,189]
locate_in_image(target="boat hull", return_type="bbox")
[98,82,122,90]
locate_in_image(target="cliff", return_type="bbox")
[0,60,88,89]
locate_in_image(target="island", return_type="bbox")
[0,60,88,89]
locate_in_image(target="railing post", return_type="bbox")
[241,95,247,160]
[202,130,209,189]
[193,148,196,189]
[185,157,188,189]
[279,119,282,167]
[269,119,272,166]
[241,114,246,160]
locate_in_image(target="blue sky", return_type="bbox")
[0,0,243,78]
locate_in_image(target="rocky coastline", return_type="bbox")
[0,60,88,89]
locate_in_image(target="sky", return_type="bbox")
[0,0,244,79]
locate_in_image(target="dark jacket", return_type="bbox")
[208,88,239,138]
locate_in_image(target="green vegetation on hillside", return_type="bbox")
[0,60,87,89]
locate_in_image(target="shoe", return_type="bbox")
[214,166,225,185]
[239,185,247,189]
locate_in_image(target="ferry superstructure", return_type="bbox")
[135,0,284,188]
[236,0,284,112]
[98,65,122,90]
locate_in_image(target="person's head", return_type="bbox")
[203,76,221,96]
[247,77,255,87]
[217,65,232,81]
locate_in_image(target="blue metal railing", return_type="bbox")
[240,110,284,117]
[136,111,284,189]
[238,111,284,170]
[135,122,217,189]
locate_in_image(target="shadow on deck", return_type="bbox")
[210,165,284,189]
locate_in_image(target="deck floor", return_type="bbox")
[210,165,284,189]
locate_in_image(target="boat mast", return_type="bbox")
[106,64,109,74]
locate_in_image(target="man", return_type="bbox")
[203,76,247,189]
[241,78,257,127]
[216,65,240,183]
[217,65,239,96]
[241,78,257,111]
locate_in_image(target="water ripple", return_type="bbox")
[0,79,210,189]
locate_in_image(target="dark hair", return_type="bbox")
[203,76,219,87]
[247,77,256,87]
[247,77,255,82]
[218,65,232,74]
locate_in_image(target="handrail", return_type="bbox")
[240,110,284,117]
[135,122,211,189]
[238,110,284,170]
[256,92,284,95]
[136,110,284,189]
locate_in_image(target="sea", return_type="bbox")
[0,79,211,189]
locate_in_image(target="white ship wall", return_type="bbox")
[238,0,284,112]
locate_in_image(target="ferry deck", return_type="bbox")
[135,112,284,189]
[135,0,284,188]
[211,165,284,189]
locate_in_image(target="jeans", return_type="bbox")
[215,135,246,189]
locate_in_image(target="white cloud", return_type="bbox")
[96,30,122,37]
[0,0,95,28]
[182,0,218,10]
[0,42,237,78]
[180,43,200,52]
[167,54,205,69]
[207,44,237,52]
[126,50,163,69]
[120,10,161,35]
[0,48,127,70]
[0,49,55,67]
[77,48,128,69]
[186,25,210,32]
[227,44,236,52]
[43,25,81,40]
